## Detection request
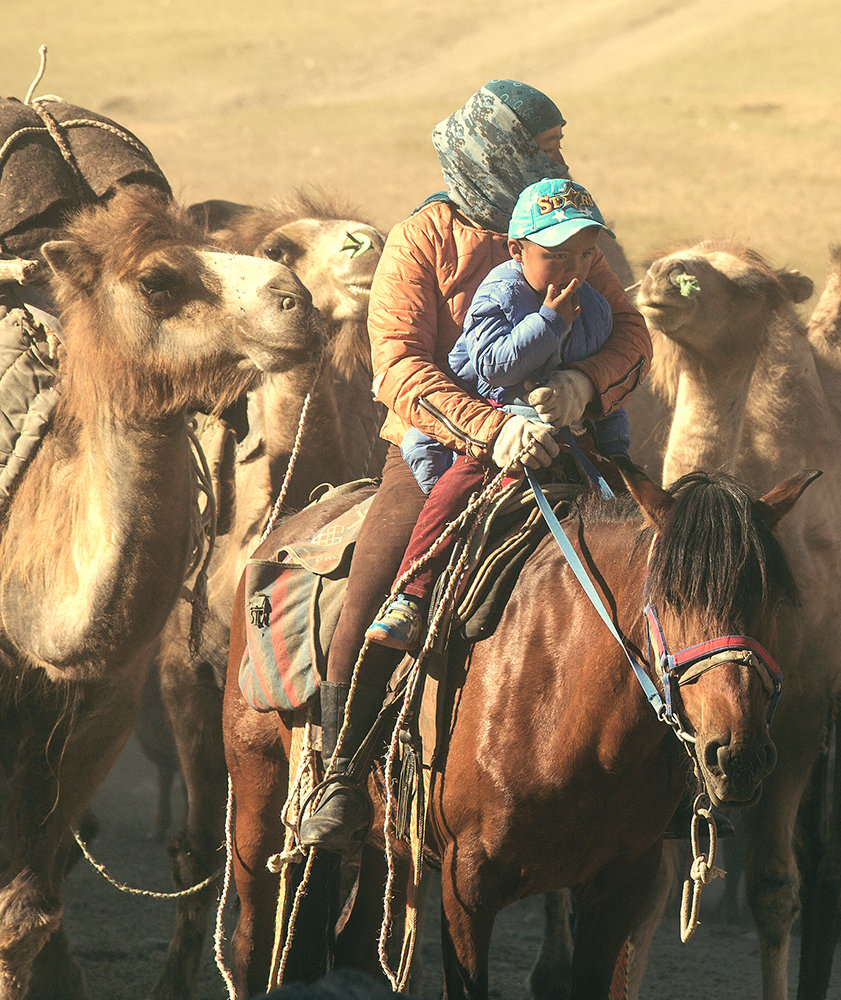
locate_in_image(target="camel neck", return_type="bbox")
[662,364,753,486]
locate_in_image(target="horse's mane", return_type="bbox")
[645,470,798,630]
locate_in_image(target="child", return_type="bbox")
[365,177,631,650]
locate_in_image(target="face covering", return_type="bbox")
[425,82,569,232]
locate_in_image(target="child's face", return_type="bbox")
[508,226,601,297]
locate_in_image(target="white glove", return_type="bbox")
[491,415,559,471]
[526,370,595,429]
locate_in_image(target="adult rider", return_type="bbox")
[299,79,652,854]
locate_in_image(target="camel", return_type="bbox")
[632,239,841,1000]
[0,184,317,1000]
[147,192,386,1000]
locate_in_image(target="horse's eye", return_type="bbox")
[138,267,182,306]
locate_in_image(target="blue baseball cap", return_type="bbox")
[508,177,616,247]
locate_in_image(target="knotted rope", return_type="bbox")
[273,445,532,991]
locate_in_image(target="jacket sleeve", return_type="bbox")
[467,297,570,389]
[569,249,652,417]
[369,219,509,457]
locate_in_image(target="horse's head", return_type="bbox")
[620,460,821,807]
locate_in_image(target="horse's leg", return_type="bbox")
[797,717,841,1000]
[528,890,574,1000]
[0,660,149,999]
[608,840,683,1000]
[151,652,228,1000]
[569,845,662,1000]
[439,850,495,1000]
[223,683,290,1000]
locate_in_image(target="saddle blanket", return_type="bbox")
[238,476,581,715]
[240,493,374,712]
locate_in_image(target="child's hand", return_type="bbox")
[544,278,581,325]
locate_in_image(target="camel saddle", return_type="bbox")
[239,472,583,715]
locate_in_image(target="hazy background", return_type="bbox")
[5,0,840,295]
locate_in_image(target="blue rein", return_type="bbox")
[524,459,783,732]
[524,464,669,721]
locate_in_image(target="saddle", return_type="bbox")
[239,471,583,715]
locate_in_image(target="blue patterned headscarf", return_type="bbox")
[420,81,570,232]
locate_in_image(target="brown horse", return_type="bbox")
[222,462,816,1000]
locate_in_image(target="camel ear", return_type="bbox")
[777,268,814,304]
[42,239,98,293]
[755,468,822,529]
[613,454,674,528]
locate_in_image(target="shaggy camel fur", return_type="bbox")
[146,192,386,1000]
[0,186,317,1000]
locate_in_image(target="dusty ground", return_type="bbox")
[64,734,840,1000]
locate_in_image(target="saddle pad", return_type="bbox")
[239,494,373,712]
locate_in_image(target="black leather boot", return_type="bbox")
[299,680,381,855]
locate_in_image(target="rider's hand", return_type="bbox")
[526,370,595,429]
[543,278,581,326]
[490,415,559,471]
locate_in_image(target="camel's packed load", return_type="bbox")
[0,95,170,260]
[0,89,171,516]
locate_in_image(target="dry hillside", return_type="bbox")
[4,0,841,292]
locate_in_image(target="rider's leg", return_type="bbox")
[300,447,426,854]
[367,456,488,650]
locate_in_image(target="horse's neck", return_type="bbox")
[662,362,753,485]
[0,409,194,675]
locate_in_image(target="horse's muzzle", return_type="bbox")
[698,731,777,806]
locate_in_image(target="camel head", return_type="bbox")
[637,240,814,375]
[191,190,385,378]
[41,186,320,422]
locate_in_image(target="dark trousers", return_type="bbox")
[326,445,427,686]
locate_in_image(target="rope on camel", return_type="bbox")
[260,349,325,543]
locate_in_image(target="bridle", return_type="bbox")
[643,601,783,729]
[523,465,783,738]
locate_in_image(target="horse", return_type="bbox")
[222,461,817,1000]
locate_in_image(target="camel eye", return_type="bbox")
[260,234,297,265]
[262,244,288,263]
[138,266,182,307]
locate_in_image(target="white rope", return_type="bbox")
[73,830,220,899]
[260,352,325,543]
[24,45,47,105]
[213,776,237,998]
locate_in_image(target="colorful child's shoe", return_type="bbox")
[365,594,425,651]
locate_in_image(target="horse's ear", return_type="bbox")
[755,468,823,529]
[612,455,674,528]
[42,239,98,295]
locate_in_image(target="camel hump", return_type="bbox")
[0,96,171,260]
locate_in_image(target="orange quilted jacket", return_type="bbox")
[369,200,651,458]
